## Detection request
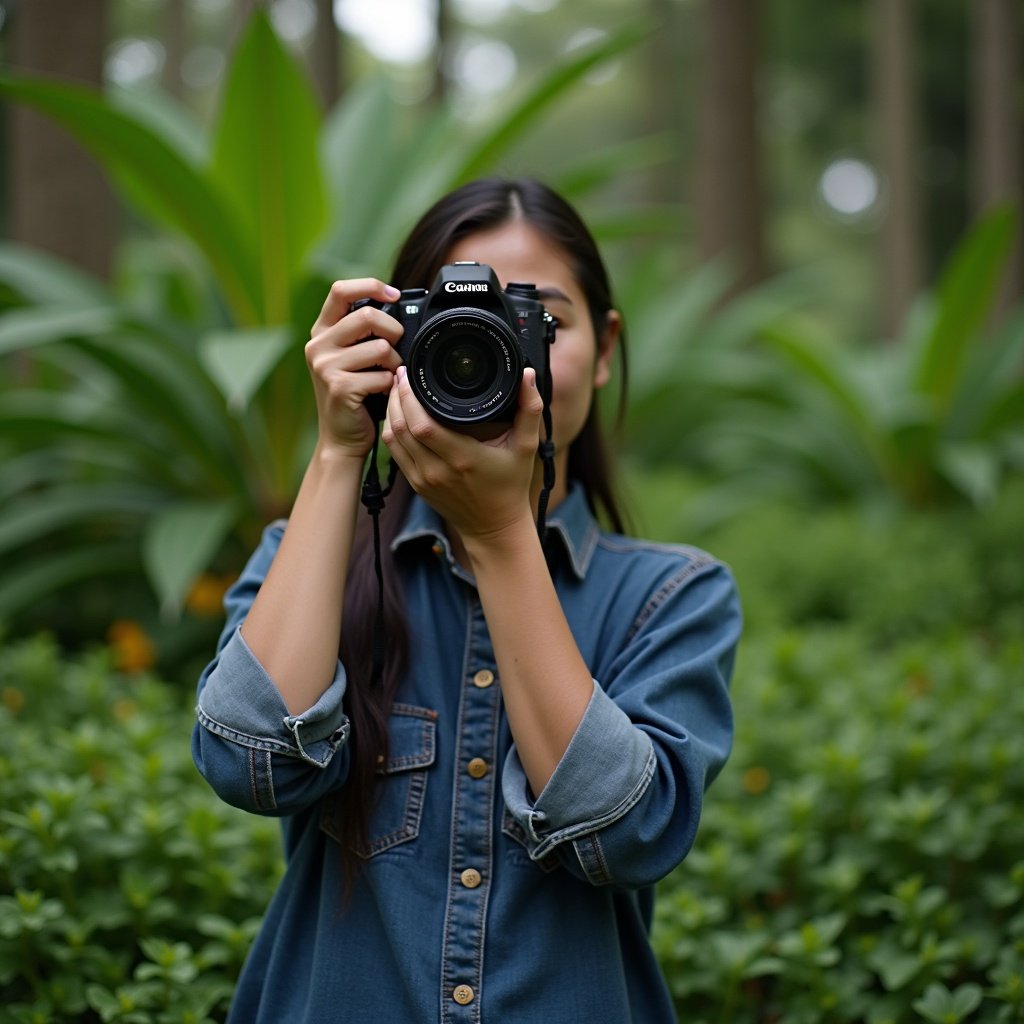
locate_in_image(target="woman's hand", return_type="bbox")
[306,279,406,459]
[382,364,545,541]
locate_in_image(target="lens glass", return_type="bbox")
[440,337,496,394]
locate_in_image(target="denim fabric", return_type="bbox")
[192,484,740,1023]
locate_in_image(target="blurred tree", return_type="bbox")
[694,0,765,297]
[970,0,1022,319]
[161,0,186,100]
[431,0,452,104]
[5,0,116,280]
[310,0,342,110]
[873,0,923,338]
[645,0,687,210]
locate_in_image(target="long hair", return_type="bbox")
[336,178,630,890]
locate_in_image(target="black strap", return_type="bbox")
[360,421,397,691]
[359,361,556,688]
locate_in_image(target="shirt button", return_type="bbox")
[453,985,474,1006]
[467,757,489,779]
[472,669,494,688]
[460,868,482,889]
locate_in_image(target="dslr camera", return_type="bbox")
[356,262,555,426]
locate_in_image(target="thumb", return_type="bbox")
[511,368,544,450]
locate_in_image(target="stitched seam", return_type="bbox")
[625,559,718,643]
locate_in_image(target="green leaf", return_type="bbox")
[0,74,260,324]
[0,242,111,307]
[451,23,651,185]
[936,442,1000,505]
[0,305,119,356]
[208,11,327,323]
[0,483,160,555]
[198,325,294,415]
[912,982,984,1023]
[915,204,1017,414]
[0,541,139,621]
[141,500,238,617]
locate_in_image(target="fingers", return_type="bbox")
[310,278,401,338]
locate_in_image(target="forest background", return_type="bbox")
[0,1,1022,1022]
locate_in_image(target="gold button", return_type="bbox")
[453,985,474,1006]
[467,757,489,779]
[472,669,494,688]
[460,868,482,889]
[431,542,444,556]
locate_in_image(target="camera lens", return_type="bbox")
[408,309,521,424]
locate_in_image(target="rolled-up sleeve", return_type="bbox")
[502,558,739,889]
[191,522,352,816]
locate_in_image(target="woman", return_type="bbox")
[192,178,740,1022]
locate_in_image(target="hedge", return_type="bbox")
[2,483,1022,1022]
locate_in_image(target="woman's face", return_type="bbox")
[445,220,618,460]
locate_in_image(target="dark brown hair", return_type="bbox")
[336,178,630,890]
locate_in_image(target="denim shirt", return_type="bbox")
[192,485,740,1023]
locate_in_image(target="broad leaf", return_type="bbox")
[0,306,120,356]
[0,74,260,324]
[0,242,110,307]
[142,500,238,617]
[915,204,1017,411]
[209,12,327,323]
[199,326,294,415]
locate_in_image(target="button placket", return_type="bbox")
[440,599,500,1022]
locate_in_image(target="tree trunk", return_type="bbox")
[873,0,923,339]
[6,0,117,280]
[430,0,452,104]
[694,0,765,297]
[970,0,1022,319]
[310,0,342,111]
[646,0,687,209]
[161,0,187,101]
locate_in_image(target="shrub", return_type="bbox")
[651,484,1024,1022]
[0,636,281,1023]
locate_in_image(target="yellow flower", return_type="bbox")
[741,765,772,795]
[107,620,156,674]
[185,573,235,617]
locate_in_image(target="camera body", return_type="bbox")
[357,262,555,426]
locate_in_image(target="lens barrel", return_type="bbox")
[407,307,521,425]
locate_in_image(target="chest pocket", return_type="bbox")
[321,703,437,859]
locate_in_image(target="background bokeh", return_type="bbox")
[0,2,1022,1022]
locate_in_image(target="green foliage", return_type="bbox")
[649,481,1024,1023]
[623,206,1024,528]
[2,484,1022,1021]
[0,635,282,1024]
[0,13,652,648]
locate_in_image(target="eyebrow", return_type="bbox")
[535,287,573,305]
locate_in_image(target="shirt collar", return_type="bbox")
[391,482,600,581]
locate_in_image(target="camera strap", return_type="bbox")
[359,369,556,689]
[360,420,397,690]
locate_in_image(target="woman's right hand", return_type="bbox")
[305,278,405,459]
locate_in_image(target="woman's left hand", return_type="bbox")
[382,365,545,541]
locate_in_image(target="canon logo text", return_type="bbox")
[444,282,489,293]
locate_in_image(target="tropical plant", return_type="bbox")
[623,206,1024,530]
[0,13,657,651]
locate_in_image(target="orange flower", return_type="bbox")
[185,573,235,617]
[107,620,156,674]
[2,687,25,715]
[741,765,772,795]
